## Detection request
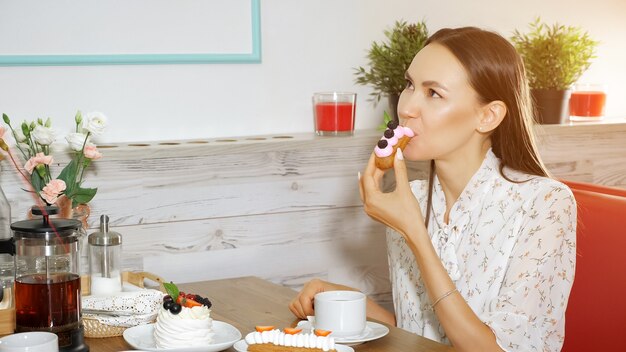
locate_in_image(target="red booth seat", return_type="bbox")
[561,180,626,352]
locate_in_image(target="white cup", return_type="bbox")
[314,290,366,338]
[0,332,58,352]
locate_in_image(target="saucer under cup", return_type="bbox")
[314,290,366,338]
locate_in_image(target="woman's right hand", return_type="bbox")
[288,279,357,319]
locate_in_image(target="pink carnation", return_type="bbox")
[24,152,54,174]
[0,126,5,138]
[83,145,102,160]
[41,179,66,205]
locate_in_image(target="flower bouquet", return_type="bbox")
[0,111,107,210]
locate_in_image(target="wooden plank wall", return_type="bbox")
[1,121,624,311]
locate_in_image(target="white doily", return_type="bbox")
[82,283,164,327]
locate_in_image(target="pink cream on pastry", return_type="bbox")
[374,139,393,157]
[374,126,414,157]
[393,126,405,139]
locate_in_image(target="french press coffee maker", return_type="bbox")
[0,206,89,352]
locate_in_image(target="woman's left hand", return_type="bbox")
[359,149,424,236]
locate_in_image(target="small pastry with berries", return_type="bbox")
[153,282,214,349]
[245,325,337,352]
[374,120,415,170]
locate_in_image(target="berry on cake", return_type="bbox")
[245,325,337,352]
[153,282,214,349]
[374,120,415,170]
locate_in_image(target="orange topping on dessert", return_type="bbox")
[162,283,212,315]
[314,329,332,337]
[284,327,303,335]
[176,295,203,308]
[255,325,276,332]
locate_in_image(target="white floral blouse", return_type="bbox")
[386,149,576,352]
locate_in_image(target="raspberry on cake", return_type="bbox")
[245,326,337,352]
[153,282,214,349]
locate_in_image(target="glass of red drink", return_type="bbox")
[313,92,356,136]
[569,84,607,121]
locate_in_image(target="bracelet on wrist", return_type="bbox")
[431,288,458,310]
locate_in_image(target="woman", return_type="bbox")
[289,27,576,352]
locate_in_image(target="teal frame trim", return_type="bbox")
[0,0,261,66]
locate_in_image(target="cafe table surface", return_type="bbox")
[85,276,454,352]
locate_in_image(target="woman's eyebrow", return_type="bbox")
[422,80,448,92]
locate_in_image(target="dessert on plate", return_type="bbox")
[245,326,337,352]
[153,282,214,349]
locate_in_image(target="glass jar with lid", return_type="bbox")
[88,215,122,295]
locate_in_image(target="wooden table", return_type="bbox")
[85,276,454,351]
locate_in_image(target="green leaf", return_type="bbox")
[70,187,97,207]
[21,122,30,138]
[383,111,392,124]
[35,164,46,179]
[377,111,393,131]
[163,282,179,299]
[57,159,79,195]
[511,17,598,89]
[57,159,77,181]
[30,172,45,194]
[2,113,9,124]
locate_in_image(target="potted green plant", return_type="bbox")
[511,18,598,124]
[354,20,428,124]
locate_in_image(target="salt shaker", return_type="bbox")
[88,215,122,295]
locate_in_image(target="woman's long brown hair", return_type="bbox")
[423,27,549,228]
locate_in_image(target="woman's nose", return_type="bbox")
[398,91,420,120]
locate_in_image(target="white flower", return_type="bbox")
[65,132,88,152]
[82,112,108,135]
[31,125,56,145]
[13,129,27,143]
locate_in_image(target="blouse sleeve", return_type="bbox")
[479,181,577,352]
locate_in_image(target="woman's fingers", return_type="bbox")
[290,293,309,319]
[298,293,315,317]
[362,154,381,196]
[289,279,327,319]
[358,171,364,203]
[392,149,410,192]
[288,299,303,319]
[360,153,378,204]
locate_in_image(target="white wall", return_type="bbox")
[0,0,624,143]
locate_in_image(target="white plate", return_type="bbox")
[296,320,389,344]
[233,339,354,352]
[123,321,241,351]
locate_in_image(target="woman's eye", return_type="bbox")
[428,88,441,98]
[404,79,414,90]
